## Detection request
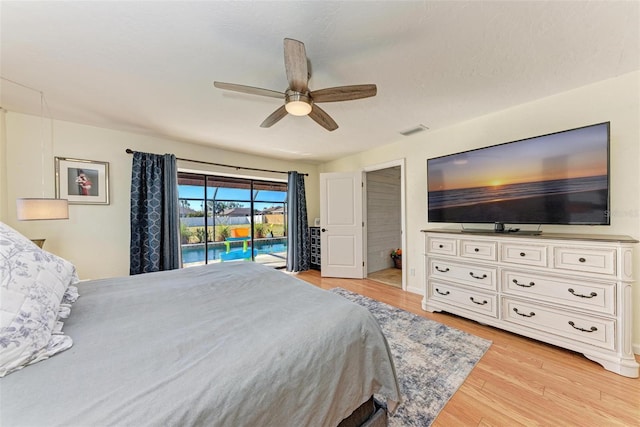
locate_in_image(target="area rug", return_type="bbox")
[330,288,492,427]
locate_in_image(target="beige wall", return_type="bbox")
[1,114,319,279]
[0,109,8,221]
[320,71,640,345]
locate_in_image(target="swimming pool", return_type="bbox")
[181,238,287,264]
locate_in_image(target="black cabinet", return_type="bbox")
[309,227,321,270]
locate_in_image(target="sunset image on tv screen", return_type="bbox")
[427,123,609,225]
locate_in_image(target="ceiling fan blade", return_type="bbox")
[310,84,377,103]
[260,105,288,128]
[308,104,338,131]
[284,38,309,92]
[214,81,284,99]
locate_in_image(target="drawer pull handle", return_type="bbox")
[513,308,535,318]
[579,257,586,263]
[435,288,450,296]
[474,248,479,252]
[568,321,597,333]
[520,252,526,257]
[435,266,450,273]
[470,297,488,305]
[513,279,535,288]
[469,272,488,280]
[438,244,444,248]
[568,288,598,299]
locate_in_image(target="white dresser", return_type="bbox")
[422,229,639,378]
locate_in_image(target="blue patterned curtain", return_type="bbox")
[286,171,310,272]
[130,151,181,275]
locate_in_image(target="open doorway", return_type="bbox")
[364,161,404,289]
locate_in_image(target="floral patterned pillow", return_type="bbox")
[0,222,79,377]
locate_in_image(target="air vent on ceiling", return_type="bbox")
[399,124,429,136]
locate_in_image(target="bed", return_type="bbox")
[0,222,401,426]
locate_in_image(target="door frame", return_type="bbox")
[363,158,406,290]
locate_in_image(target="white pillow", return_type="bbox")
[0,222,79,377]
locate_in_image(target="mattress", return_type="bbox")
[0,262,400,426]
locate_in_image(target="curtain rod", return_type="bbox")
[125,149,307,176]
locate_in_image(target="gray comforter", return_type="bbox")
[0,262,400,426]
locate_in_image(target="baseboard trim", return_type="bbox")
[406,285,423,296]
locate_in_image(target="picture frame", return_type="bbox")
[55,157,109,205]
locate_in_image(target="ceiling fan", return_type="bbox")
[214,38,377,131]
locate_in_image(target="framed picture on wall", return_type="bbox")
[55,157,110,205]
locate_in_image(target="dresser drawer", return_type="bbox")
[503,298,615,351]
[554,247,616,276]
[428,258,497,290]
[500,243,548,267]
[460,239,497,261]
[427,236,457,256]
[502,270,616,315]
[429,281,497,317]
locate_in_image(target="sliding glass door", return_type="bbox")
[178,173,287,268]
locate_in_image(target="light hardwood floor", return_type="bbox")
[367,267,402,288]
[295,270,640,426]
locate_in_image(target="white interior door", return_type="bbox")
[320,171,363,278]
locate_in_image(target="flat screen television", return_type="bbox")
[427,122,610,231]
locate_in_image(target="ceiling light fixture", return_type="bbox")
[285,92,312,116]
[1,77,70,221]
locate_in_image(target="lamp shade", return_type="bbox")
[16,198,69,220]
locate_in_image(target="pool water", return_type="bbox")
[181,239,287,264]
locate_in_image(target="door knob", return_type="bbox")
[321,228,327,232]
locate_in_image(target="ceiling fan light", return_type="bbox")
[285,100,312,116]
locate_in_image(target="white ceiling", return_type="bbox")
[1,1,638,163]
